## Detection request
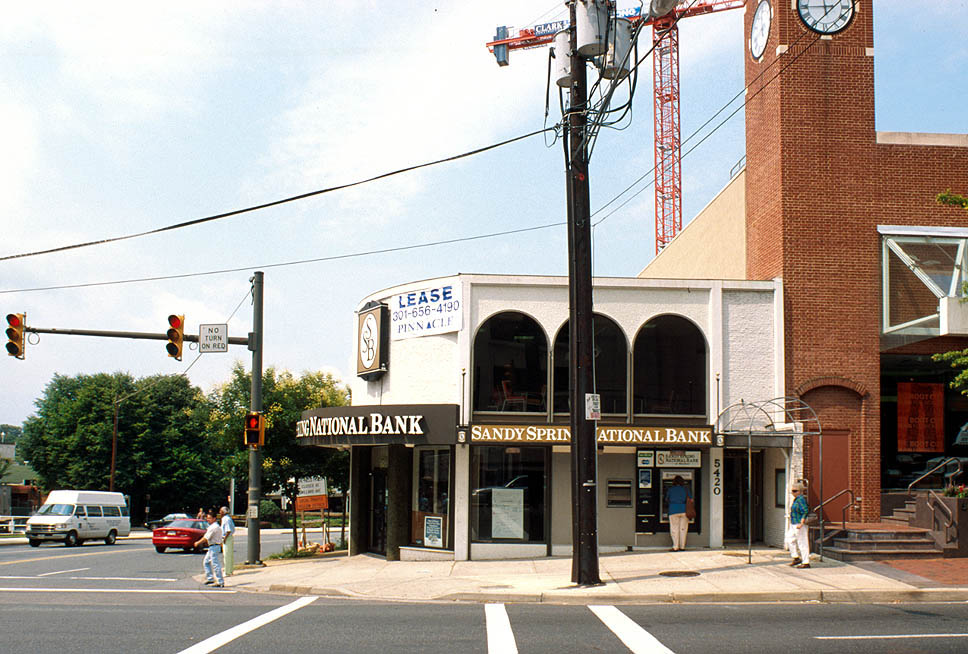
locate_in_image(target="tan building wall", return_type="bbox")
[638,171,746,281]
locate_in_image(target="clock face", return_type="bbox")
[749,0,771,60]
[797,0,855,35]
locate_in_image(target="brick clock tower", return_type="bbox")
[743,1,881,521]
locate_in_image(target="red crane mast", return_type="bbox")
[487,1,745,253]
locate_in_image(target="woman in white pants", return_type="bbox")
[785,480,811,568]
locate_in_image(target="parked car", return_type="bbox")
[152,519,208,553]
[146,512,192,531]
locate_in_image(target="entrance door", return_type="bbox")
[369,469,387,555]
[723,450,763,541]
[808,429,850,521]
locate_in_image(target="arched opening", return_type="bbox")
[552,314,628,414]
[632,314,707,416]
[473,311,548,413]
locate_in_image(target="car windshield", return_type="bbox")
[166,520,201,529]
[36,503,74,516]
[164,514,187,520]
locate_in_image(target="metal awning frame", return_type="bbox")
[714,396,823,563]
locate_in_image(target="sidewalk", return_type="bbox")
[223,546,968,604]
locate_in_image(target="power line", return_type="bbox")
[0,127,555,263]
[0,222,563,294]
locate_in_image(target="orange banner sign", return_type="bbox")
[897,382,944,452]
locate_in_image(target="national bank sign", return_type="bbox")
[296,404,459,446]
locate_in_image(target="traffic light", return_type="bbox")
[244,411,265,447]
[166,314,184,360]
[5,313,25,359]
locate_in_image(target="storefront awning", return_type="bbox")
[715,396,821,447]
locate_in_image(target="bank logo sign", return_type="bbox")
[357,303,388,381]
[390,281,462,341]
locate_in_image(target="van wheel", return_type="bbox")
[155,546,166,553]
[28,539,40,547]
[105,530,117,545]
[64,531,78,547]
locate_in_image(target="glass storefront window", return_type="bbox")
[472,311,548,412]
[470,446,546,542]
[412,447,450,548]
[632,315,707,416]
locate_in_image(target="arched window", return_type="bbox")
[632,315,706,416]
[552,314,627,414]
[473,311,548,413]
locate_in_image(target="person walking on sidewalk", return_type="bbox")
[219,506,235,576]
[666,475,692,551]
[786,480,811,568]
[195,509,224,587]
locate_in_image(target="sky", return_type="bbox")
[2,1,966,427]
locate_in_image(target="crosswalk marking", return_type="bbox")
[590,605,676,654]
[485,603,518,654]
[175,595,318,654]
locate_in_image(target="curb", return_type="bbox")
[235,583,968,605]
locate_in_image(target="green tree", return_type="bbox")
[20,372,222,521]
[204,362,349,550]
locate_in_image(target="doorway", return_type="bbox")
[723,449,763,541]
[368,466,388,555]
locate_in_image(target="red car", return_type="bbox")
[152,519,208,553]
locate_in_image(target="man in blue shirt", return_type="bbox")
[219,506,236,576]
[666,475,692,551]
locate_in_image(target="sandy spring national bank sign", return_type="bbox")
[471,424,714,446]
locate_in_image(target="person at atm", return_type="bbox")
[666,475,692,551]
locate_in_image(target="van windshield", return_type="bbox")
[36,503,74,516]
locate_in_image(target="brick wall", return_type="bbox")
[744,2,968,521]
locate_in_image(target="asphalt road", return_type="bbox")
[2,538,968,653]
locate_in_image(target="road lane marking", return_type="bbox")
[70,576,177,581]
[0,574,176,581]
[816,634,968,640]
[38,567,90,576]
[0,547,155,566]
[0,587,236,594]
[589,605,676,654]
[484,603,518,654]
[175,595,318,654]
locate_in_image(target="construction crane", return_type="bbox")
[487,1,745,253]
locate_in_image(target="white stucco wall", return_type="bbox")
[348,273,787,555]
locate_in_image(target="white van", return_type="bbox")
[26,490,131,547]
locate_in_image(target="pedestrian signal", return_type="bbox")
[166,314,184,360]
[244,411,264,447]
[5,313,25,359]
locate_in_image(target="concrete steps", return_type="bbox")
[817,525,943,562]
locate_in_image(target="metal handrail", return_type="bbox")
[925,489,956,543]
[809,488,860,562]
[812,489,861,529]
[907,457,964,493]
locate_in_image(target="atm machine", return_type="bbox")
[636,448,701,535]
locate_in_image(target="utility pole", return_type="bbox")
[565,0,600,587]
[246,271,264,565]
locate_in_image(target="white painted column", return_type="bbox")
[708,447,724,547]
[454,441,470,560]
